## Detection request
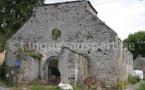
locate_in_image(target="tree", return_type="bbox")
[123,31,145,59]
[0,0,44,50]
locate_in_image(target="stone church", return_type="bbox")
[5,0,133,88]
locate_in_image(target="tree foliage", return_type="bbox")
[0,0,44,50]
[123,31,145,58]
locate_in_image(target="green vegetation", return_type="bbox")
[0,41,5,52]
[117,81,128,90]
[31,85,46,90]
[31,85,59,90]
[52,28,61,40]
[74,86,82,90]
[123,31,145,58]
[11,85,60,90]
[27,51,43,61]
[8,83,89,90]
[137,81,145,90]
[128,75,141,84]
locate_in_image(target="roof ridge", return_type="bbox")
[34,0,89,7]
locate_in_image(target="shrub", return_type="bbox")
[135,76,141,82]
[128,75,141,84]
[0,41,5,52]
[27,51,43,61]
[137,81,145,90]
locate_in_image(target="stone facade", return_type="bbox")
[5,0,133,87]
[134,55,145,79]
[5,49,39,82]
[119,44,133,81]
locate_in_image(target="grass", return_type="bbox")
[31,85,90,90]
[137,81,145,90]
[117,81,128,90]
[31,85,59,90]
[11,85,60,90]
[0,80,89,90]
[128,75,141,84]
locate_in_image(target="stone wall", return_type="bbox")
[5,1,134,87]
[134,55,145,79]
[42,48,89,85]
[115,39,133,84]
[5,49,39,82]
[17,51,39,82]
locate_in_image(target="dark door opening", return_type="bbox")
[48,59,61,85]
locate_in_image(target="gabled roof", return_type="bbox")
[34,0,98,14]
[33,0,117,35]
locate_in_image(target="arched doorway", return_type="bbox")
[43,57,61,85]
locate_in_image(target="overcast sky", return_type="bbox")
[45,0,145,40]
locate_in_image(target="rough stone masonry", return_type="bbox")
[134,55,145,79]
[5,0,133,88]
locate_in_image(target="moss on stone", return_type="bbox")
[52,28,61,40]
[27,51,43,61]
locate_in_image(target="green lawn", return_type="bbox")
[137,81,145,90]
[11,85,60,90]
[31,85,59,90]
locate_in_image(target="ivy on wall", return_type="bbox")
[27,51,43,61]
[52,28,61,40]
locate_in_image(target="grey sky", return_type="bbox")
[45,0,145,40]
